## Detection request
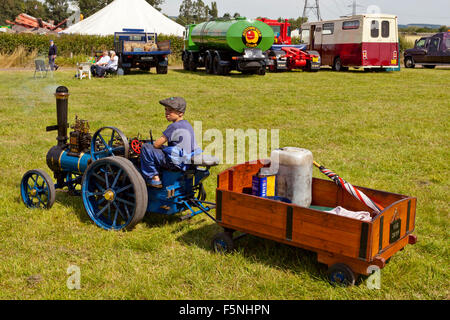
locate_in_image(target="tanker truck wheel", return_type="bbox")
[213,56,224,75]
[182,52,189,71]
[81,157,147,231]
[20,169,56,209]
[257,67,266,76]
[188,52,197,71]
[205,53,213,74]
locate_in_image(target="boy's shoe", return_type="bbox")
[55,65,59,71]
[147,180,162,189]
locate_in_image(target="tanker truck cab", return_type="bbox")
[182,17,274,75]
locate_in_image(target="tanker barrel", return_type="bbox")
[46,86,69,148]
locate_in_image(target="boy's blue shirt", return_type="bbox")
[162,120,201,170]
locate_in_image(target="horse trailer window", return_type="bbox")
[342,20,360,30]
[371,20,379,38]
[323,23,334,35]
[382,21,390,38]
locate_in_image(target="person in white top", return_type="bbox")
[91,51,110,77]
[96,51,119,77]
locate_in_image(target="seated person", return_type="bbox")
[96,50,119,77]
[140,97,201,188]
[90,51,110,77]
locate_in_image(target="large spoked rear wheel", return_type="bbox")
[81,157,147,231]
[20,169,56,209]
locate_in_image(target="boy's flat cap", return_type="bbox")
[159,97,186,113]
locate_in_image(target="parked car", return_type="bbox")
[404,32,450,68]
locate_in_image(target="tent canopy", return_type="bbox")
[63,0,185,37]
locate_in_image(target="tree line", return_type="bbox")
[0,0,164,25]
[1,0,311,30]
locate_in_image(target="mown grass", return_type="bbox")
[0,66,448,300]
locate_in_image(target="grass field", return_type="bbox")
[0,66,448,300]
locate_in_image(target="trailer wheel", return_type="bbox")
[212,232,234,254]
[327,263,356,287]
[20,169,56,209]
[332,57,343,72]
[404,56,415,68]
[81,157,147,231]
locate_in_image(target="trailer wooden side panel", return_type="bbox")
[217,189,368,260]
[291,206,364,259]
[218,190,289,240]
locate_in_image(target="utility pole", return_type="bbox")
[302,0,321,22]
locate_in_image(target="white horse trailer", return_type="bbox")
[301,14,399,71]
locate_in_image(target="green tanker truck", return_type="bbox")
[182,18,275,75]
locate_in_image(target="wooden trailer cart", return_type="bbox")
[212,160,417,286]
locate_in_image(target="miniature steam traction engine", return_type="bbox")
[20,86,218,230]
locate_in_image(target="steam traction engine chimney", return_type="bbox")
[54,86,69,147]
[46,86,70,187]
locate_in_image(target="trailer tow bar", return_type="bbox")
[180,198,217,222]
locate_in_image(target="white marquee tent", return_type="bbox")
[63,0,185,37]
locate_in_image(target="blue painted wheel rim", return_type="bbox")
[82,161,136,230]
[21,172,51,209]
[331,271,346,284]
[66,172,82,195]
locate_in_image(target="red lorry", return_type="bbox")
[257,18,321,72]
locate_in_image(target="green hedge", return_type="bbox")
[0,33,184,57]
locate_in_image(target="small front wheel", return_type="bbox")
[327,263,356,287]
[211,232,234,254]
[20,169,56,209]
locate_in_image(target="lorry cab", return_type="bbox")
[257,18,292,44]
[404,32,450,68]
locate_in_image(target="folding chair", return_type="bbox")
[34,59,49,78]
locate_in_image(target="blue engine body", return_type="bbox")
[59,151,92,174]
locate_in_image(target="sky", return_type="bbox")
[160,0,450,26]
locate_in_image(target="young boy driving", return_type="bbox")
[141,97,200,188]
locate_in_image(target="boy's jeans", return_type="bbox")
[140,144,177,183]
